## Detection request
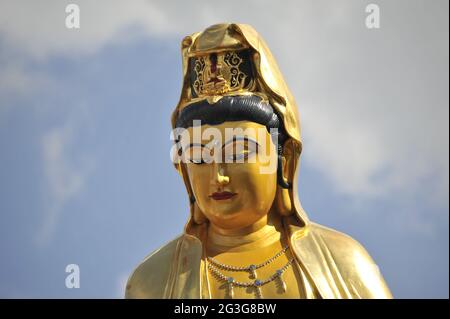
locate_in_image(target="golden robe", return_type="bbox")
[126,218,392,299]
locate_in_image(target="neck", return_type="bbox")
[207,211,283,252]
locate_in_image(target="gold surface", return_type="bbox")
[126,23,393,299]
[125,219,392,298]
[191,51,256,97]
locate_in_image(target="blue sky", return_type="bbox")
[0,0,448,298]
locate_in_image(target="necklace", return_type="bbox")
[207,245,293,298]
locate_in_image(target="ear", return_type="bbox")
[281,141,296,182]
[276,142,295,216]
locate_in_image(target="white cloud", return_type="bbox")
[36,120,93,245]
[0,0,180,59]
[1,0,448,209]
[0,62,41,94]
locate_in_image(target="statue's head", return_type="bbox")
[171,23,308,234]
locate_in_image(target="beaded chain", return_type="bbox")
[207,245,293,298]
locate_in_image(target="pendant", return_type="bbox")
[278,277,287,292]
[249,264,257,279]
[227,277,234,299]
[276,269,287,292]
[254,279,263,299]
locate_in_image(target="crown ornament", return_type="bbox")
[189,49,256,98]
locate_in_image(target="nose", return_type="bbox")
[214,164,230,186]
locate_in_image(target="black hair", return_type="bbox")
[175,95,291,189]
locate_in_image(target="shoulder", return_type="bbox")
[125,234,184,299]
[308,223,393,298]
[309,222,366,250]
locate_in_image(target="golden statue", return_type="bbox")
[125,23,392,299]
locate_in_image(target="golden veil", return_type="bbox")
[171,23,309,232]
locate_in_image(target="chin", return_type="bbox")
[209,209,242,221]
[207,199,243,214]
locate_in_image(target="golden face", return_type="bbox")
[181,121,278,229]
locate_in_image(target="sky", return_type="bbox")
[0,0,448,298]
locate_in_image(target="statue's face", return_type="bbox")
[181,121,278,229]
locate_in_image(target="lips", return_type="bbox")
[209,191,237,200]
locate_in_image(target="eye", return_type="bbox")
[184,145,210,165]
[189,158,205,165]
[223,139,258,162]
